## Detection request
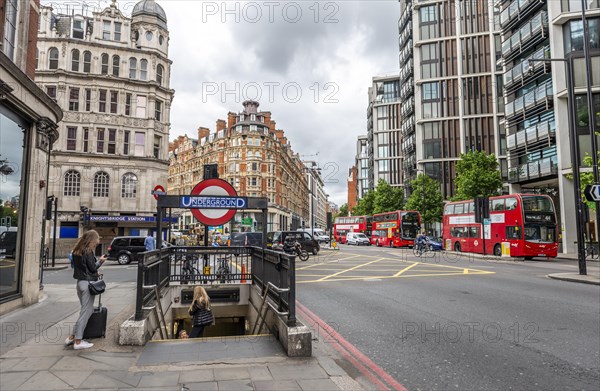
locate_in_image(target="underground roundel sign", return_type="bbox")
[184,179,246,226]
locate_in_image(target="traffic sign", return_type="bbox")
[189,179,241,226]
[152,185,166,201]
[584,184,600,202]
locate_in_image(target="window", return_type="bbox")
[71,49,80,71]
[153,136,161,158]
[46,86,56,101]
[112,55,120,77]
[145,31,153,41]
[66,127,77,151]
[48,47,59,69]
[98,89,107,112]
[108,129,116,154]
[69,88,80,111]
[101,53,109,74]
[564,19,600,52]
[505,197,518,210]
[85,89,91,111]
[156,65,164,85]
[63,170,81,196]
[129,58,137,79]
[35,49,38,68]
[135,132,145,156]
[492,199,505,211]
[93,172,109,197]
[114,22,122,41]
[468,226,480,238]
[103,20,111,40]
[83,128,89,152]
[121,173,137,198]
[110,91,118,113]
[506,226,522,239]
[159,35,164,45]
[97,128,105,153]
[83,51,91,72]
[3,0,17,59]
[422,82,439,100]
[155,99,163,121]
[125,93,131,115]
[123,131,130,155]
[140,59,148,80]
[72,18,85,39]
[136,95,147,118]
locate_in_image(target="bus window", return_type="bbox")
[466,202,474,214]
[506,226,521,239]
[469,226,480,238]
[492,199,505,211]
[444,204,454,215]
[506,197,518,210]
[455,204,464,214]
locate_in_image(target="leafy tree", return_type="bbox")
[337,203,349,218]
[405,174,444,225]
[352,189,375,216]
[453,151,503,201]
[373,179,404,214]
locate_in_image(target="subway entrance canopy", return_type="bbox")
[154,179,268,247]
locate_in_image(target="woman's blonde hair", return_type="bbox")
[189,286,210,312]
[73,230,100,256]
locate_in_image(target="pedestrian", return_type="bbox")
[65,230,106,350]
[188,286,212,338]
[145,232,156,251]
[178,329,189,339]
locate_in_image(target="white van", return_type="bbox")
[346,232,371,246]
[299,228,330,243]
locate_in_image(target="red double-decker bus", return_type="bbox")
[333,216,372,244]
[371,211,421,247]
[442,194,559,259]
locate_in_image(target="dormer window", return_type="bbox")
[239,115,244,121]
[72,18,85,39]
[103,20,111,40]
[250,114,256,121]
[114,22,122,41]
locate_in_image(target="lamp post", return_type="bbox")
[530,56,586,275]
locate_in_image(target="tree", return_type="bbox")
[352,189,375,216]
[337,204,349,218]
[405,174,444,226]
[453,151,503,201]
[373,179,404,214]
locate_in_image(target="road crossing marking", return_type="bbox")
[316,257,385,282]
[394,262,419,277]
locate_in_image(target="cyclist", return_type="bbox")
[415,230,429,252]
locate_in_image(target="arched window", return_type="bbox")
[71,49,80,72]
[48,47,59,69]
[121,173,138,198]
[156,64,164,86]
[63,170,81,196]
[129,57,137,79]
[83,51,92,72]
[112,55,120,77]
[93,172,109,197]
[101,53,109,74]
[140,59,148,80]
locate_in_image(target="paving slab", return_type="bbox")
[12,356,61,371]
[316,355,350,377]
[0,371,36,390]
[16,370,71,391]
[214,367,251,381]
[50,369,93,389]
[297,378,342,390]
[78,372,134,389]
[252,379,302,390]
[267,361,328,380]
[178,368,214,383]
[100,370,146,387]
[50,355,117,371]
[216,379,254,390]
[137,371,180,388]
[180,381,219,391]
[0,357,24,371]
[247,366,273,381]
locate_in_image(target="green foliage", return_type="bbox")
[405,174,444,224]
[453,151,503,201]
[352,190,375,216]
[373,179,404,214]
[337,204,349,218]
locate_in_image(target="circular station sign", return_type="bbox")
[152,185,166,201]
[189,179,239,226]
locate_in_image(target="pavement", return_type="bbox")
[0,281,371,391]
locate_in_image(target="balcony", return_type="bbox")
[398,3,412,31]
[398,22,412,49]
[506,120,556,151]
[400,60,413,83]
[401,98,415,118]
[504,82,553,125]
[399,40,413,66]
[400,79,414,100]
[401,116,415,137]
[507,156,558,183]
[501,11,548,63]
[402,142,415,155]
[503,46,551,93]
[500,0,546,31]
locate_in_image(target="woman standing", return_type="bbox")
[188,286,212,338]
[65,230,106,350]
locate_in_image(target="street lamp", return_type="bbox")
[529,56,586,275]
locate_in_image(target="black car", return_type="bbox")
[0,231,17,259]
[106,236,147,264]
[268,231,320,255]
[230,232,263,247]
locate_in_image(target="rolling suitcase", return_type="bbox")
[83,294,108,339]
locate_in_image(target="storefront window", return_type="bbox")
[0,110,26,299]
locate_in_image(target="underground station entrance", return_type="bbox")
[119,179,311,361]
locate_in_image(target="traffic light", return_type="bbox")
[203,164,219,179]
[46,197,54,220]
[474,197,490,223]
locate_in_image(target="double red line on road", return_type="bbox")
[296,301,408,391]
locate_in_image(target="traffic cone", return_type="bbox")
[241,265,247,283]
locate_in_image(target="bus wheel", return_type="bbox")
[376,240,380,247]
[493,244,502,257]
[389,242,394,248]
[454,242,461,252]
[524,256,533,260]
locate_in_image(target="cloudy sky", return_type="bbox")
[52,0,400,206]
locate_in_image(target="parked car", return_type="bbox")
[298,228,330,243]
[0,230,18,258]
[426,236,443,251]
[268,231,320,255]
[346,232,371,246]
[230,232,263,247]
[106,236,147,264]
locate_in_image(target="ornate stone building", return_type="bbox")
[168,101,309,233]
[35,0,174,252]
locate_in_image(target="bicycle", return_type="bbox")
[585,244,599,260]
[413,242,430,257]
[180,254,200,284]
[216,255,232,283]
